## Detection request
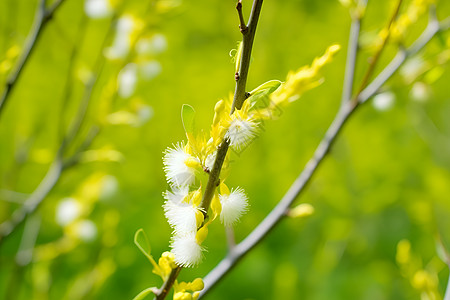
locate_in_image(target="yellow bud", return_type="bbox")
[412,270,436,290]
[192,291,200,300]
[287,203,314,218]
[190,278,204,291]
[212,100,225,126]
[174,292,192,300]
[191,187,203,207]
[195,210,204,228]
[396,239,411,265]
[210,192,222,220]
[220,182,230,196]
[328,44,341,55]
[196,226,208,245]
[184,157,201,169]
[161,251,177,269]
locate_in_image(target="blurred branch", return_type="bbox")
[445,273,450,300]
[0,11,117,245]
[225,226,236,251]
[0,0,66,119]
[199,11,450,298]
[341,0,367,103]
[59,14,89,142]
[352,0,403,103]
[0,189,29,203]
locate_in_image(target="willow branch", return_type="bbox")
[155,1,264,299]
[0,0,66,118]
[200,0,263,216]
[199,13,449,298]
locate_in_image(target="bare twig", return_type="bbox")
[0,0,66,118]
[0,13,117,245]
[352,0,403,104]
[341,0,367,103]
[199,13,449,299]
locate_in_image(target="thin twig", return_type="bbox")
[341,0,367,103]
[0,0,66,118]
[236,1,247,33]
[0,13,117,244]
[199,13,448,299]
[155,267,182,300]
[352,0,403,103]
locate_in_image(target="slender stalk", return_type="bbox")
[155,267,182,300]
[155,1,264,299]
[352,0,403,104]
[200,0,263,214]
[341,0,367,103]
[0,0,66,118]
[199,13,449,299]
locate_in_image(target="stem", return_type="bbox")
[236,1,247,33]
[231,0,263,113]
[341,0,367,103]
[199,12,448,299]
[0,159,63,244]
[0,0,66,119]
[156,1,264,299]
[352,0,403,103]
[155,267,182,300]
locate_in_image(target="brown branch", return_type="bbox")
[154,1,265,299]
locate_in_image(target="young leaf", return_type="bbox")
[181,104,196,135]
[134,229,153,262]
[247,80,282,107]
[132,287,158,300]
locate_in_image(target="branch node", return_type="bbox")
[236,0,248,34]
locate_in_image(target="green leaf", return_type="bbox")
[181,104,196,135]
[134,228,152,262]
[132,287,158,300]
[248,80,282,107]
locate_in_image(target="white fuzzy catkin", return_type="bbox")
[219,188,249,227]
[163,143,199,187]
[170,232,204,267]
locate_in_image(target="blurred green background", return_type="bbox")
[1,0,450,299]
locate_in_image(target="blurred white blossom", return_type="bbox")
[118,63,138,98]
[373,91,395,111]
[410,82,431,102]
[136,34,167,55]
[56,198,81,226]
[105,16,136,59]
[84,0,113,19]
